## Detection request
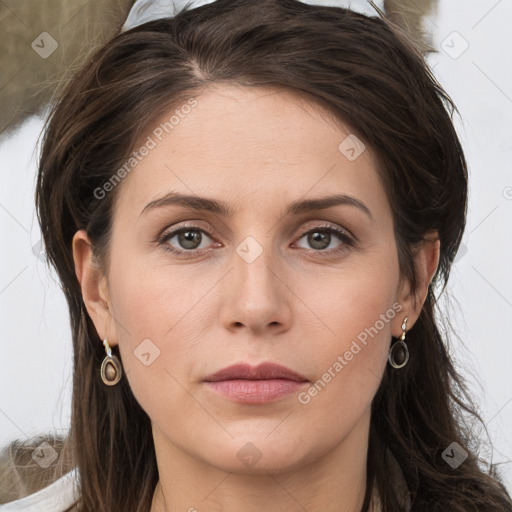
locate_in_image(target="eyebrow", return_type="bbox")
[139,191,373,221]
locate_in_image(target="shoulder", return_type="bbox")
[0,435,80,511]
[0,467,80,511]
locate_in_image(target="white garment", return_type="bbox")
[121,0,381,31]
[0,468,80,512]
[121,0,216,31]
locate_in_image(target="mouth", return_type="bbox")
[203,362,309,404]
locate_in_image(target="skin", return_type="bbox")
[72,83,440,512]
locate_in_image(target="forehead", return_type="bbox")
[113,83,387,220]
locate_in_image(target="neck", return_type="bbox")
[150,409,371,512]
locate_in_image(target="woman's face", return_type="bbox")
[75,83,423,475]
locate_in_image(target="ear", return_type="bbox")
[72,229,117,347]
[393,230,440,337]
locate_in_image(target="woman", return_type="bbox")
[1,0,511,510]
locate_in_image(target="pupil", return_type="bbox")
[180,230,201,249]
[309,231,329,250]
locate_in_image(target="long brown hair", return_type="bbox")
[2,0,511,510]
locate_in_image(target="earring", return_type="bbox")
[388,317,409,369]
[100,338,123,386]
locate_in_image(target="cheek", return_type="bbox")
[297,250,398,345]
[109,248,212,341]
[107,249,230,414]
[106,253,187,393]
[294,255,399,410]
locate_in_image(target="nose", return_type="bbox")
[219,236,293,336]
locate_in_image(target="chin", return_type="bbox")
[201,435,317,475]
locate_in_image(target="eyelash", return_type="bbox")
[156,222,355,257]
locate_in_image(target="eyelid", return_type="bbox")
[294,220,355,241]
[157,220,215,242]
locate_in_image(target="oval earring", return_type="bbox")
[388,317,409,369]
[100,338,123,386]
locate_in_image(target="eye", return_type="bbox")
[293,224,354,254]
[158,225,217,255]
[156,222,354,257]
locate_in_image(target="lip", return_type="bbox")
[203,363,309,404]
[204,362,308,382]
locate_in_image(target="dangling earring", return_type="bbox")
[388,317,409,369]
[100,338,123,386]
